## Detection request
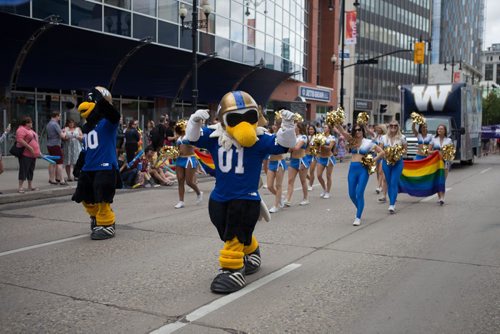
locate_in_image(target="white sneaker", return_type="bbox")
[323,192,330,199]
[196,192,203,204]
[299,199,310,206]
[269,206,279,213]
[353,218,361,226]
[187,188,194,193]
[388,205,395,214]
[375,187,381,194]
[174,201,185,209]
[308,186,313,191]
[320,192,325,198]
[283,200,292,207]
[280,196,285,208]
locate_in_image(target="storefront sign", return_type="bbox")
[299,86,331,102]
[354,99,373,111]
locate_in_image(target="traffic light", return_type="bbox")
[414,41,425,64]
[379,104,388,114]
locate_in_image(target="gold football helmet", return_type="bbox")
[217,91,267,147]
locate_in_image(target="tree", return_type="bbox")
[482,91,500,125]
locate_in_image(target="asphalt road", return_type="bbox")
[1,155,499,334]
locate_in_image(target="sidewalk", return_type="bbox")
[0,167,77,205]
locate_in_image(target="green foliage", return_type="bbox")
[482,91,500,125]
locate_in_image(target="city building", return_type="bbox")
[0,0,339,149]
[480,44,500,94]
[429,0,484,86]
[350,0,432,124]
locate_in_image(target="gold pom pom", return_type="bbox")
[274,110,283,121]
[356,112,369,126]
[410,112,426,125]
[326,107,345,128]
[159,145,180,159]
[310,133,326,156]
[361,154,377,175]
[293,112,304,123]
[174,119,188,135]
[384,144,404,165]
[441,144,456,161]
[421,144,430,156]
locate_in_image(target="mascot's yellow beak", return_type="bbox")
[78,101,96,119]
[227,121,258,147]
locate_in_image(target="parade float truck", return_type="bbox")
[400,83,482,164]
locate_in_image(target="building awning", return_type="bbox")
[1,12,291,106]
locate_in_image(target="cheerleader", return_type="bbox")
[373,124,387,202]
[267,121,287,213]
[335,124,384,225]
[305,124,317,191]
[411,122,434,160]
[380,121,407,214]
[429,124,452,205]
[285,122,310,206]
[174,121,203,209]
[316,124,336,199]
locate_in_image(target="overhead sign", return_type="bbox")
[299,86,331,102]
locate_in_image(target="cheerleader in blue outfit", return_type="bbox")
[335,123,384,226]
[285,122,310,206]
[429,124,453,205]
[411,122,433,160]
[380,121,407,214]
[267,121,287,213]
[174,121,203,209]
[316,124,336,199]
[306,124,317,191]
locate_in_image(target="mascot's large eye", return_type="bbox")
[226,109,258,127]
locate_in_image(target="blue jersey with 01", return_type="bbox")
[194,127,288,201]
[82,118,119,171]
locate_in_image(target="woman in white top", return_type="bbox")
[411,121,434,160]
[335,124,384,226]
[315,124,336,199]
[429,124,453,205]
[285,122,310,206]
[380,120,407,214]
[63,119,83,181]
[373,124,387,201]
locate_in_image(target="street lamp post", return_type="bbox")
[179,1,212,110]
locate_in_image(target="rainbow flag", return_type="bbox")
[398,151,445,197]
[194,148,216,177]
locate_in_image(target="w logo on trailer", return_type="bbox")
[412,84,453,112]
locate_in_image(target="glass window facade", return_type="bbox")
[355,0,431,102]
[0,0,308,81]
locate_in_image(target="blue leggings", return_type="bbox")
[382,159,404,205]
[348,162,369,219]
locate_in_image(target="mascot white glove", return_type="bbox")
[186,109,210,142]
[276,109,297,148]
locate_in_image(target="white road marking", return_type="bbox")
[480,167,492,174]
[0,235,87,257]
[420,187,452,202]
[150,263,302,334]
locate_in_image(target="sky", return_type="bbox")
[484,0,500,49]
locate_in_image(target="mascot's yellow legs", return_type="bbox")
[82,202,115,226]
[219,235,259,270]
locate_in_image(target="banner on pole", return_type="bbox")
[345,11,357,45]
